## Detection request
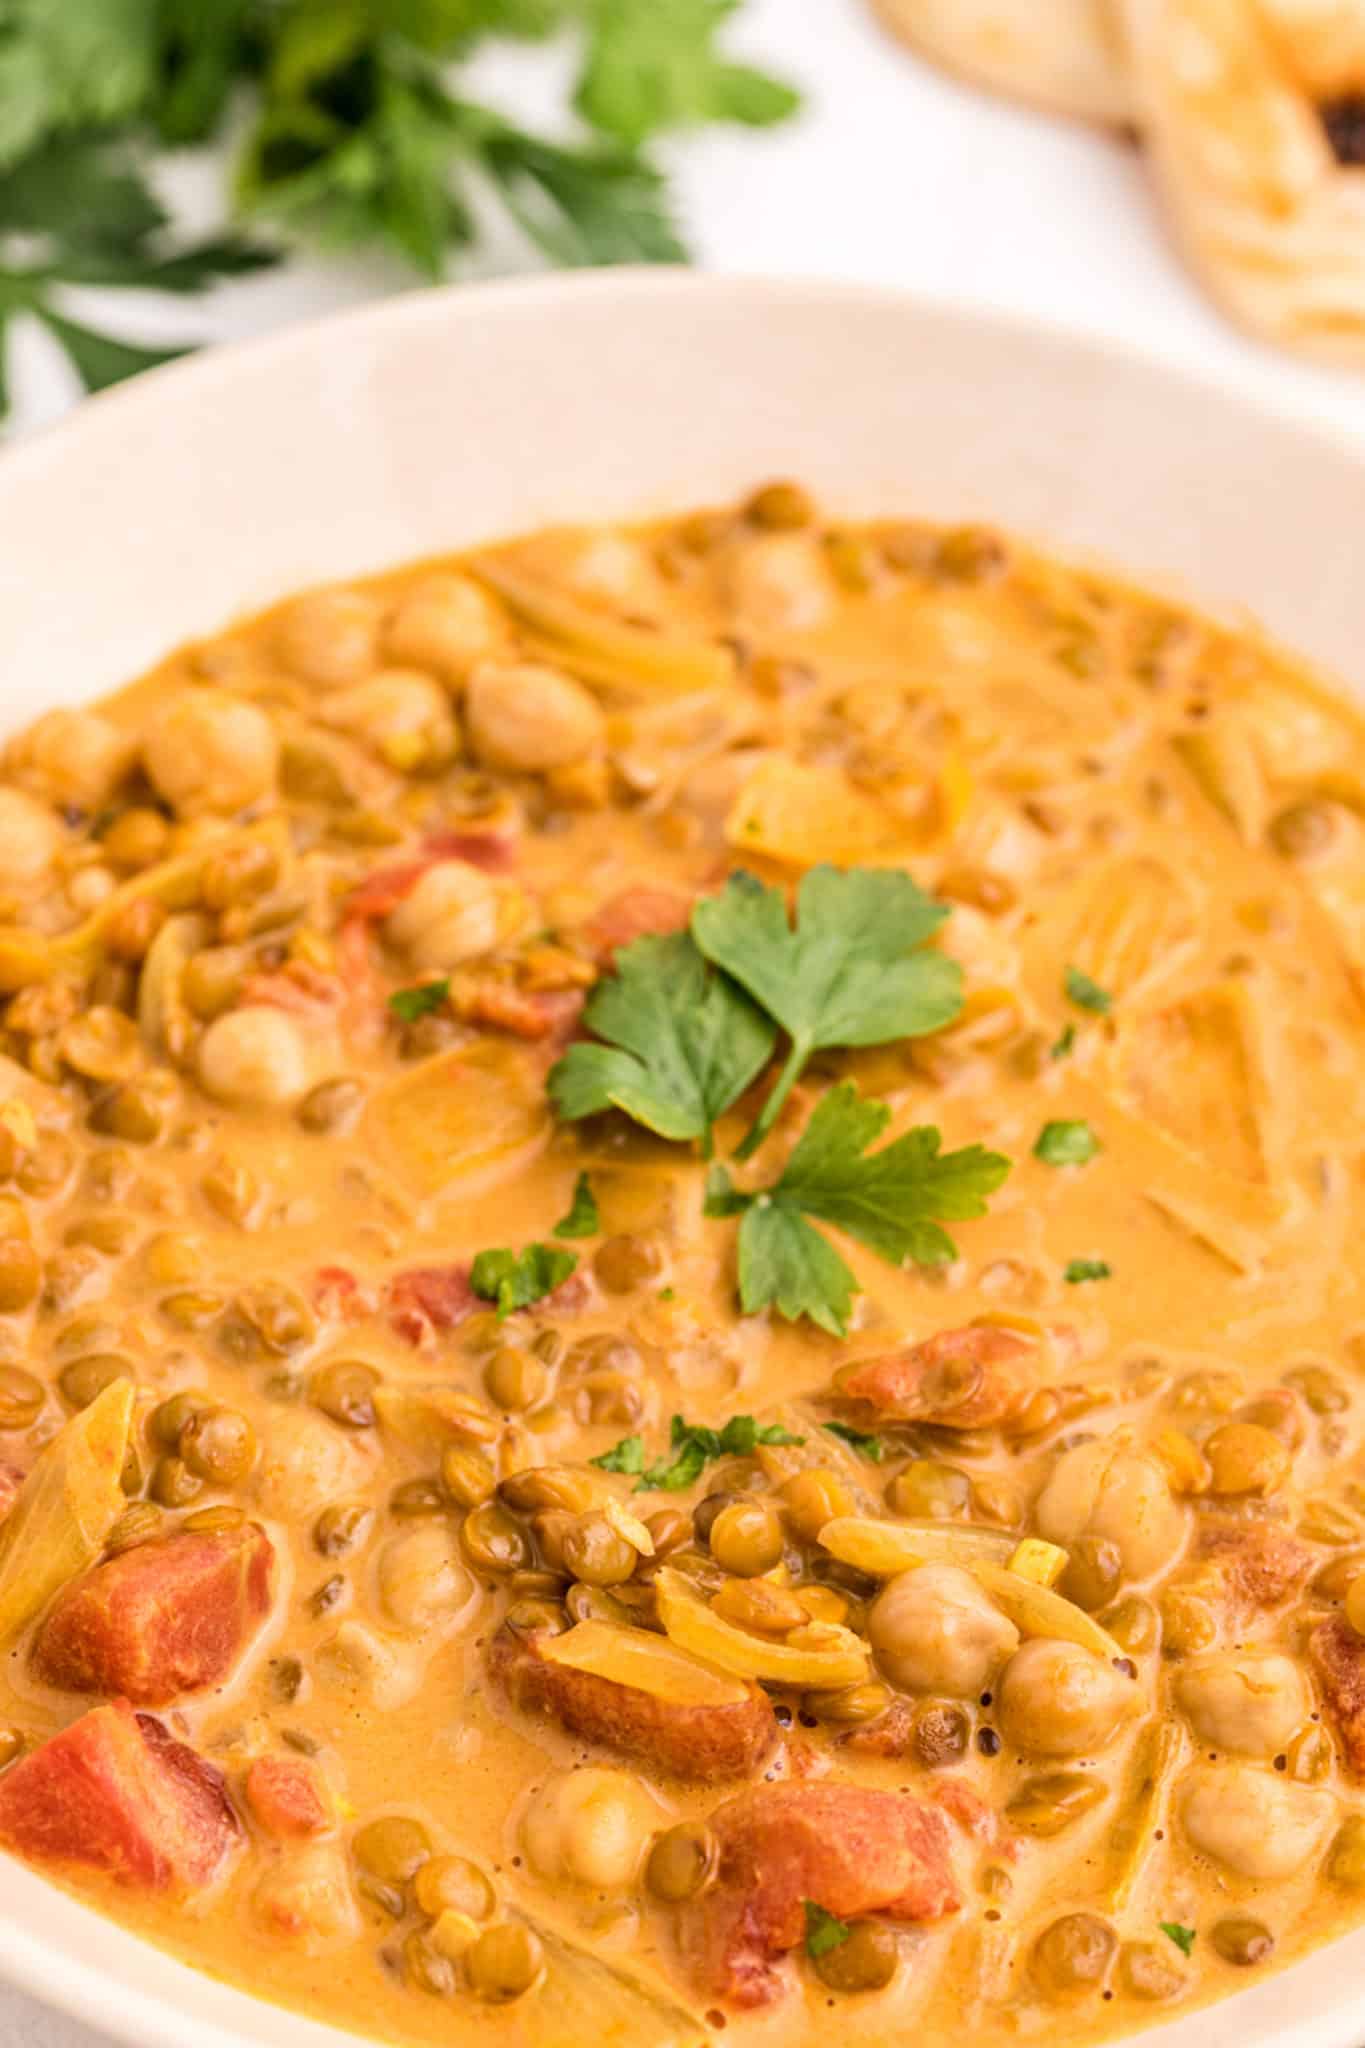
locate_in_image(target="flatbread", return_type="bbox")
[1121,0,1365,362]
[872,0,1134,124]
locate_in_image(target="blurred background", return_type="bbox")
[3,0,1365,445]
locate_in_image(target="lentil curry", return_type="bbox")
[0,483,1362,2048]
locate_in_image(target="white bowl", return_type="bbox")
[0,270,1362,2048]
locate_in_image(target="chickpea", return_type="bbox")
[1120,1940,1187,2002]
[1175,1650,1308,1757]
[707,1498,784,1578]
[780,1467,855,1541]
[1178,1763,1334,1878]
[13,709,135,810]
[197,1006,311,1108]
[521,1766,661,1891]
[384,859,517,973]
[253,1409,377,1523]
[867,1565,1018,1697]
[0,1238,40,1313]
[142,689,278,816]
[383,574,504,683]
[1203,1421,1292,1497]
[722,531,832,631]
[296,1076,365,1135]
[1032,1913,1117,1999]
[377,1521,476,1633]
[996,1639,1139,1758]
[102,806,170,871]
[1034,1440,1185,1581]
[0,1365,42,1429]
[561,1511,638,1587]
[464,660,605,773]
[275,588,382,689]
[0,788,61,885]
[322,670,458,772]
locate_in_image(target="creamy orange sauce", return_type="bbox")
[0,489,1362,2048]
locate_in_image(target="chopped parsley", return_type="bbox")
[1064,1257,1112,1284]
[552,1172,600,1240]
[593,1412,804,1491]
[804,1901,852,1958]
[1049,1022,1077,1061]
[706,1083,1011,1335]
[1034,1119,1101,1167]
[1065,965,1113,1016]
[1159,1922,1196,1957]
[469,1243,577,1319]
[692,867,963,1157]
[548,931,775,1155]
[822,1420,885,1461]
[387,978,450,1023]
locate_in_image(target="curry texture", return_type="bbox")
[0,486,1362,2048]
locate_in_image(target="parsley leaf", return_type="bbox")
[1035,1120,1101,1167]
[1065,965,1113,1016]
[625,1412,804,1491]
[470,1242,577,1318]
[577,0,801,149]
[1065,1257,1111,1284]
[822,1420,885,1461]
[388,978,450,1022]
[553,1171,600,1239]
[1159,1922,1196,1957]
[804,1901,852,1959]
[548,931,776,1154]
[707,1083,1011,1335]
[1050,1022,1076,1061]
[590,1433,645,1475]
[692,867,963,1157]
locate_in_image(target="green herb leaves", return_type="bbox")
[706,1083,1011,1336]
[1034,1120,1101,1167]
[551,865,1008,1332]
[553,1172,600,1239]
[1065,965,1113,1016]
[592,1412,804,1490]
[470,1242,577,1318]
[549,931,776,1152]
[388,978,450,1022]
[803,1901,851,1958]
[1159,1922,1196,1957]
[692,868,962,1154]
[1064,1257,1111,1284]
[822,1420,884,1461]
[577,0,802,149]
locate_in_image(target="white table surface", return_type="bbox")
[4,0,1365,2039]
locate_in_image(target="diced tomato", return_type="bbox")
[679,1782,959,2007]
[240,962,345,1014]
[836,1323,1037,1429]
[386,1264,480,1346]
[345,860,431,925]
[424,827,517,874]
[31,1523,275,1707]
[0,1700,238,1892]
[583,885,693,964]
[345,827,517,928]
[245,1757,332,1840]
[460,983,585,1043]
[313,1266,377,1322]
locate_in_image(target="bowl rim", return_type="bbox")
[2,265,1365,2048]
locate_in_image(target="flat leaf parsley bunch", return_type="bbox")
[0,0,799,418]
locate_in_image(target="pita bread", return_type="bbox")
[872,0,1134,124]
[1123,0,1365,363]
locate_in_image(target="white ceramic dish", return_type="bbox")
[0,270,1363,2048]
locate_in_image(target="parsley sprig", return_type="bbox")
[706,1084,1010,1336]
[804,1901,851,1958]
[0,0,798,421]
[470,1242,577,1318]
[592,1412,804,1491]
